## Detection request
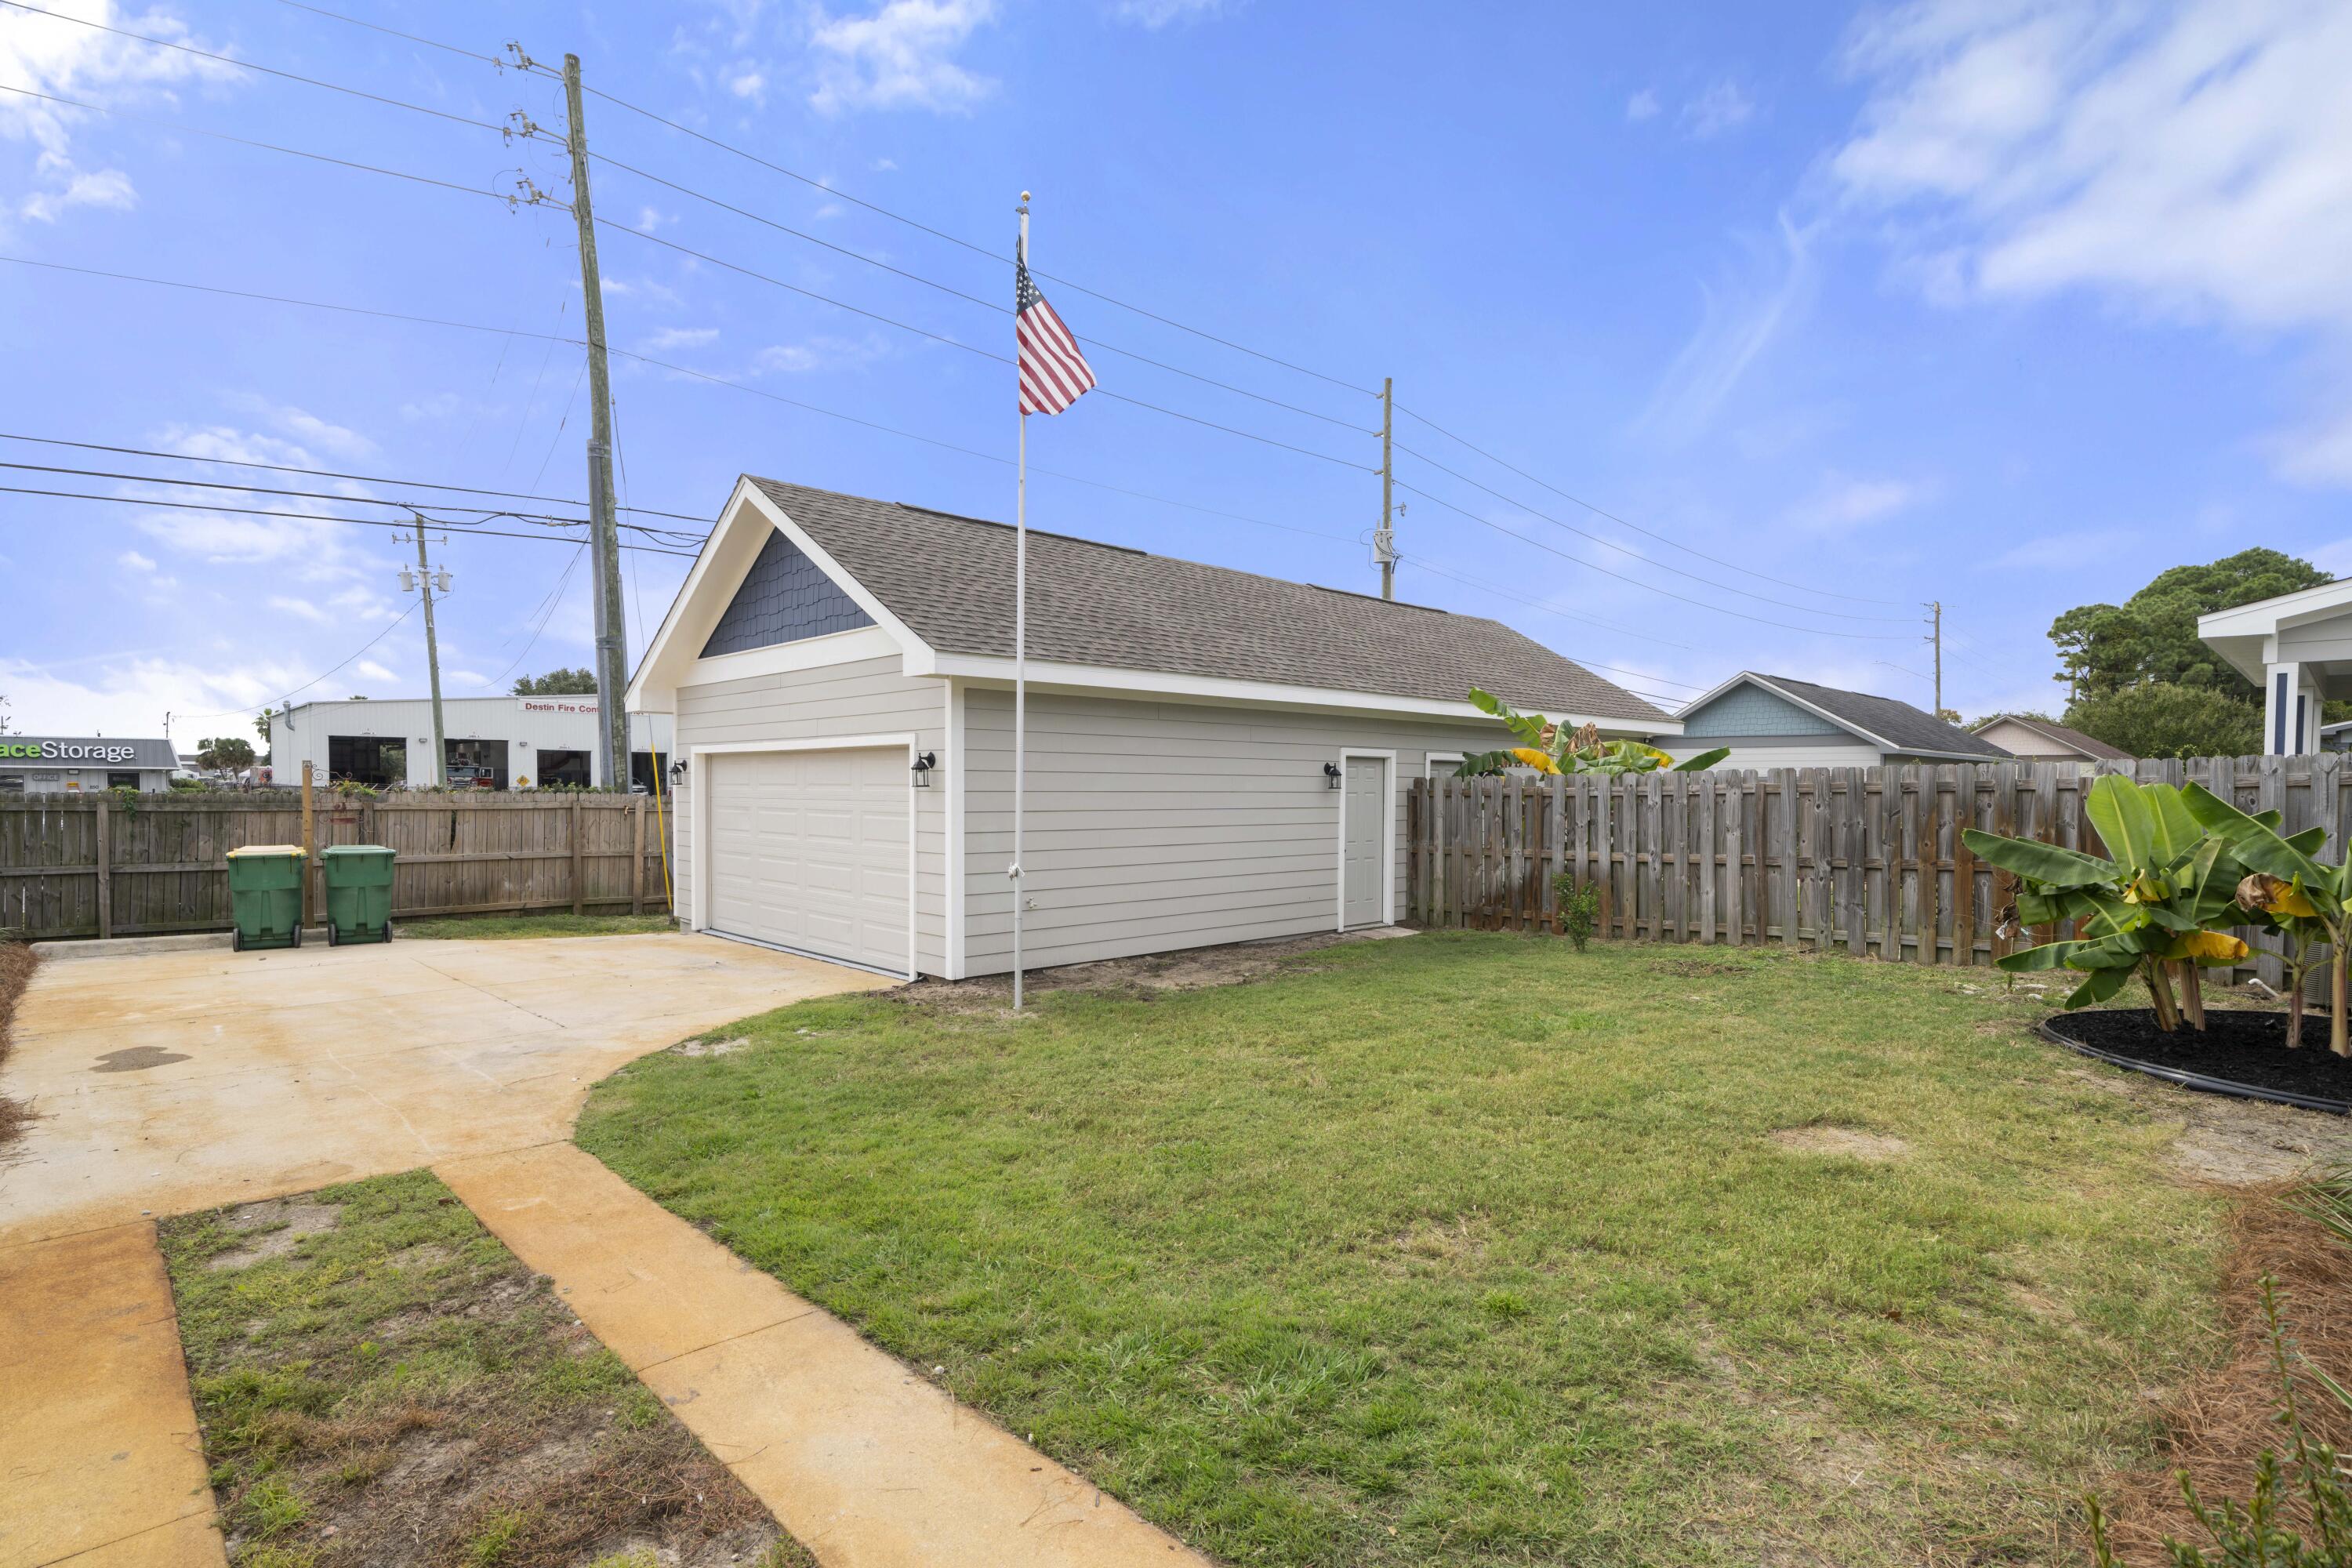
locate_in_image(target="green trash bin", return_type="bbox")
[321,844,397,946]
[225,845,305,952]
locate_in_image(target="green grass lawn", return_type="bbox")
[578,933,2227,1567]
[162,1171,804,1568]
[397,912,676,941]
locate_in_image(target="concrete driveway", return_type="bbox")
[0,931,889,1248]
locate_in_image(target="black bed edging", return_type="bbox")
[2036,1018,2352,1116]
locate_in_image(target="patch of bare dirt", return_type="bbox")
[0,938,34,1156]
[1370,1214,1490,1276]
[1651,957,1748,978]
[206,1198,343,1269]
[900,926,1421,1013]
[670,1034,751,1058]
[2065,1055,2349,1188]
[1771,1126,1911,1163]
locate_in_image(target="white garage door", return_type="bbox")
[702,746,910,974]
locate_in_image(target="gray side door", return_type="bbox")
[1341,756,1387,928]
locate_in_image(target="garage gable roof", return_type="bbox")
[746,477,1668,723]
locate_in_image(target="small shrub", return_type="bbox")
[2089,1277,2352,1565]
[1552,874,1602,952]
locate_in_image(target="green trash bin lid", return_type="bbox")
[321,844,395,858]
[227,844,303,858]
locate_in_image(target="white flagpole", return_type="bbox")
[1011,192,1030,1011]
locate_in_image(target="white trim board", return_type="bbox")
[945,681,966,980]
[1335,748,1398,932]
[688,731,921,982]
[675,625,906,690]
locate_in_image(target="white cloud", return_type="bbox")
[871,156,898,171]
[2,654,302,736]
[0,1,241,234]
[1831,0,2352,334]
[117,548,154,572]
[753,334,887,374]
[808,0,996,114]
[1112,0,1225,26]
[1682,78,1755,139]
[1634,213,1813,445]
[727,64,767,101]
[634,205,676,233]
[353,659,397,684]
[2267,404,2352,488]
[19,165,136,222]
[812,201,844,220]
[267,594,328,623]
[1625,88,1660,122]
[1787,471,1931,534]
[1982,527,2135,571]
[644,326,720,351]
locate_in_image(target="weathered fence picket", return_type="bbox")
[1406,757,2339,981]
[0,793,671,940]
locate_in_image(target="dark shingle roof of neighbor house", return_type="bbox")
[748,477,1668,723]
[1751,673,2012,757]
[1979,713,2132,760]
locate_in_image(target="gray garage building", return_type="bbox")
[627,477,1676,979]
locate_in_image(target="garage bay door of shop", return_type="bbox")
[704,747,909,973]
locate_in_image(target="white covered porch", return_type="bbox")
[2201,579,2352,756]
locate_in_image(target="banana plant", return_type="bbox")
[2180,781,2352,1055]
[1962,774,2250,1033]
[1457,689,1730,777]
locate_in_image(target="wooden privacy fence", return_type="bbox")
[1407,757,2349,985]
[0,792,673,941]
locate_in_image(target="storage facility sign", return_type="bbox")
[0,735,178,769]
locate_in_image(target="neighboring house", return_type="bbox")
[626,476,1676,979]
[1970,713,2132,765]
[2198,579,2352,755]
[1655,673,2011,768]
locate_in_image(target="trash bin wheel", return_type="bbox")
[381,923,395,943]
[327,924,339,947]
[291,924,303,949]
[232,928,243,953]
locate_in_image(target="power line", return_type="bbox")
[490,544,586,689]
[169,601,421,720]
[580,146,1377,436]
[0,0,511,134]
[0,485,699,556]
[1394,441,1914,624]
[1394,401,1907,608]
[568,77,1377,397]
[0,85,555,212]
[263,0,512,70]
[1394,479,1919,641]
[593,217,1374,471]
[0,430,706,521]
[1396,557,1699,655]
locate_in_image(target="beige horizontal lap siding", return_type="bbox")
[960,687,1508,974]
[673,654,949,975]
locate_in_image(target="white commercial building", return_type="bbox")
[270,695,673,790]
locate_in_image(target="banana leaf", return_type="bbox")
[1671,747,1731,771]
[1961,827,2119,888]
[1467,688,1548,750]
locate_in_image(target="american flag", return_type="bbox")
[1016,253,1096,415]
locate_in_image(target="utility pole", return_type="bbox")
[400,523,449,787]
[1374,376,1396,600]
[1928,601,1944,718]
[561,53,628,789]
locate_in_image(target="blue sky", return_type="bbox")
[4,0,2350,741]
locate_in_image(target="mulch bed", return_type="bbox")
[2044,1007,2352,1112]
[0,940,34,1153]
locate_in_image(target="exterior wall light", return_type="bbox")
[669,757,689,786]
[1323,761,1343,789]
[912,750,938,788]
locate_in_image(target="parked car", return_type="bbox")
[447,765,498,789]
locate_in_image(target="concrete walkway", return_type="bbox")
[0,931,885,1247]
[0,932,887,1568]
[0,1225,221,1568]
[438,1142,1211,1568]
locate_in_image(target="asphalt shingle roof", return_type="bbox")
[1977,714,2132,760]
[1752,673,2012,757]
[749,478,1668,724]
